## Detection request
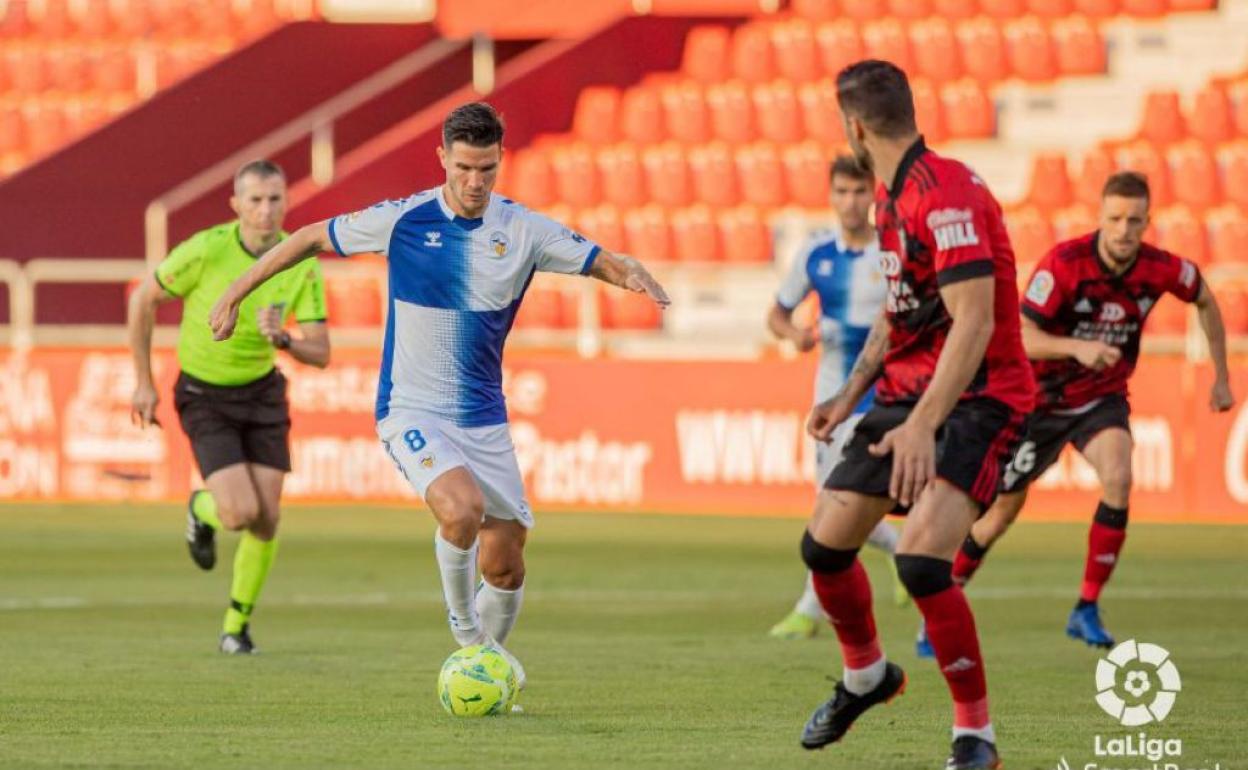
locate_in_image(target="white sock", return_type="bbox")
[865,521,899,554]
[476,580,524,645]
[953,723,996,744]
[794,572,825,620]
[843,656,887,696]
[434,531,481,646]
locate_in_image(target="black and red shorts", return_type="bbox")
[999,394,1130,493]
[824,397,1026,510]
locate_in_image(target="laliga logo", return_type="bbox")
[1095,639,1181,726]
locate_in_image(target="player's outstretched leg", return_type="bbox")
[220,532,278,654]
[1067,502,1127,648]
[769,573,823,639]
[186,489,221,570]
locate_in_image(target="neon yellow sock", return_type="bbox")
[223,533,278,635]
[191,490,222,531]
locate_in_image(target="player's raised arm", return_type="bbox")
[1193,282,1235,411]
[209,220,333,340]
[586,249,671,308]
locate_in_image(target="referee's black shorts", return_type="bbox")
[173,369,291,478]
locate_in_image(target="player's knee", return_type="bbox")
[895,554,954,599]
[217,499,261,531]
[800,531,859,574]
[481,561,525,590]
[1099,464,1132,502]
[250,510,280,540]
[429,488,485,545]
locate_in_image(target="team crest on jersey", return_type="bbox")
[488,230,510,257]
[1100,302,1126,322]
[817,259,833,276]
[1026,270,1055,305]
[419,452,436,469]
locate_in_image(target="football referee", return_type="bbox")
[128,159,330,654]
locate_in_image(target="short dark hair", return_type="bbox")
[1102,171,1150,202]
[233,159,284,193]
[835,60,917,139]
[443,102,505,148]
[830,154,873,182]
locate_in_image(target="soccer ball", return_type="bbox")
[437,643,518,717]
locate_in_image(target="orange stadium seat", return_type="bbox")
[601,286,663,330]
[512,287,565,330]
[325,276,382,328]
[683,25,732,83]
[577,204,627,253]
[1169,0,1215,10]
[26,0,74,38]
[736,142,787,208]
[707,80,756,144]
[1004,18,1057,81]
[783,142,832,207]
[771,20,821,82]
[1154,206,1209,265]
[1187,83,1233,145]
[1006,206,1056,263]
[572,86,621,145]
[597,143,647,208]
[1074,146,1115,206]
[1147,294,1186,334]
[840,0,889,20]
[1207,206,1248,265]
[620,87,666,145]
[22,104,68,157]
[957,18,1008,83]
[1166,141,1218,210]
[92,45,137,93]
[793,0,842,19]
[0,105,24,155]
[1119,0,1168,16]
[63,96,111,137]
[660,81,709,144]
[624,205,674,262]
[753,81,803,144]
[688,142,741,207]
[942,79,994,138]
[980,0,1028,17]
[889,0,934,19]
[4,47,47,93]
[1138,91,1185,145]
[1230,80,1248,139]
[1053,16,1106,75]
[718,206,772,263]
[46,46,91,92]
[730,23,775,83]
[1028,0,1074,17]
[1114,140,1171,205]
[799,80,847,144]
[815,20,865,77]
[642,142,692,207]
[1052,204,1098,242]
[1026,152,1073,210]
[862,20,913,76]
[1072,0,1118,15]
[1218,142,1248,210]
[911,78,948,143]
[933,0,980,18]
[0,0,31,37]
[910,19,962,83]
[550,143,601,206]
[670,204,721,261]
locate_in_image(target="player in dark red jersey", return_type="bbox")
[925,171,1234,650]
[797,60,1033,770]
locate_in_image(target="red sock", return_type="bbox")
[915,584,990,730]
[1081,520,1127,602]
[811,559,881,668]
[952,535,988,586]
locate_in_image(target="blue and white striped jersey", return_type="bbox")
[776,227,887,412]
[329,188,600,426]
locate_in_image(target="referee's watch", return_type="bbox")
[273,331,292,350]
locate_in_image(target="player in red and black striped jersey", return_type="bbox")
[797,60,1032,770]
[935,171,1234,650]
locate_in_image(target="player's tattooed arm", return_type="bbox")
[1194,282,1235,412]
[807,312,889,442]
[588,250,672,308]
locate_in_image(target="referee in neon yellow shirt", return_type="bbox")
[128,160,330,654]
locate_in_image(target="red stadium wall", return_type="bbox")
[3,348,1247,524]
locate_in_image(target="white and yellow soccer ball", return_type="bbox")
[437,643,518,717]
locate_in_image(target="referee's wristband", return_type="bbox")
[273,331,292,350]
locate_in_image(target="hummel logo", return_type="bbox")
[1094,553,1117,565]
[1074,298,1094,313]
[942,657,978,674]
[424,231,443,248]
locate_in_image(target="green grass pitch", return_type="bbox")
[0,504,1244,769]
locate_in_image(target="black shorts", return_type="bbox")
[1000,394,1131,493]
[173,369,291,478]
[825,398,1026,511]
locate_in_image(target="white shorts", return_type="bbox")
[815,412,866,488]
[377,410,534,528]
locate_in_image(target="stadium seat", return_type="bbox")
[1072,0,1119,16]
[941,79,995,138]
[1217,287,1248,335]
[1052,16,1106,76]
[1138,91,1185,145]
[46,46,90,92]
[642,142,692,207]
[862,20,913,76]
[815,20,864,77]
[1005,206,1056,263]
[1075,145,1115,206]
[736,142,787,208]
[572,86,621,145]
[1026,152,1073,210]
[783,141,832,208]
[688,142,741,207]
[624,205,674,262]
[671,205,721,261]
[910,78,948,144]
[1230,80,1248,140]
[620,87,666,145]
[798,80,847,144]
[1168,0,1215,11]
[933,0,980,18]
[0,0,31,37]
[550,143,601,207]
[1166,141,1218,210]
[957,18,1008,83]
[0,105,24,155]
[324,276,382,328]
[840,0,888,21]
[707,80,756,144]
[660,81,709,144]
[753,81,803,144]
[910,19,962,83]
[63,96,111,137]
[980,0,1028,18]
[597,143,647,208]
[1114,141,1171,206]
[92,45,137,94]
[27,0,74,37]
[4,47,47,93]
[793,0,842,19]
[512,287,564,330]
[1187,83,1233,145]
[718,205,773,263]
[1027,0,1074,17]
[1052,203,1098,241]
[600,286,663,330]
[22,104,68,157]
[1119,0,1168,16]
[577,204,627,253]
[1154,206,1209,265]
[1147,294,1186,334]
[730,23,775,83]
[771,20,821,82]
[682,26,732,83]
[1004,18,1057,81]
[1218,141,1248,210]
[888,0,934,20]
[1207,206,1248,265]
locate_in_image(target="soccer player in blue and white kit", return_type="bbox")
[767,156,906,641]
[208,103,670,684]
